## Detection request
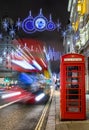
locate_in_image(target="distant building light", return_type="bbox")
[0,57,3,63]
[67,41,70,45]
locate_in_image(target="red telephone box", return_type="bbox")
[60,53,86,120]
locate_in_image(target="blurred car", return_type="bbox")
[23,81,51,104]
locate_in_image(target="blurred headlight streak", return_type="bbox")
[35,93,45,101]
[1,92,21,99]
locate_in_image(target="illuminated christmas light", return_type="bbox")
[9,26,16,38]
[2,19,9,31]
[47,14,56,31]
[0,9,62,35]
[0,33,3,39]
[67,24,73,31]
[22,10,36,34]
[34,8,48,32]
[61,30,67,37]
[56,19,61,31]
[16,18,22,30]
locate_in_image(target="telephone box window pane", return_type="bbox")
[71,85,79,88]
[66,89,80,94]
[67,72,72,77]
[66,84,79,88]
[67,101,80,106]
[66,84,71,88]
[66,66,79,71]
[66,107,81,112]
[66,66,81,71]
[66,77,71,82]
[67,95,79,99]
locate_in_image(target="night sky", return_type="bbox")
[0,0,70,73]
[0,0,69,24]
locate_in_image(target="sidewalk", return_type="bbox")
[45,90,89,130]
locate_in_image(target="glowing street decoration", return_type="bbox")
[0,9,62,35]
[34,8,48,31]
[62,30,67,37]
[22,11,36,34]
[16,18,22,30]
[47,14,56,31]
[34,17,47,31]
[21,9,59,33]
[2,19,9,31]
[56,19,61,31]
[48,46,61,61]
[9,26,16,38]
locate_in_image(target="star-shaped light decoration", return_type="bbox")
[74,33,80,41]
[2,19,9,31]
[56,19,61,32]
[9,26,16,38]
[61,29,67,37]
[67,24,73,31]
[16,18,22,30]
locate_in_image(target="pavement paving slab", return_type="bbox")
[45,90,89,130]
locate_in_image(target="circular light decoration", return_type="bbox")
[22,11,36,34]
[47,14,56,31]
[34,8,48,32]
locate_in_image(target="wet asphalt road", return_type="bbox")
[0,103,45,130]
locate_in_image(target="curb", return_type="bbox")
[35,89,54,130]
